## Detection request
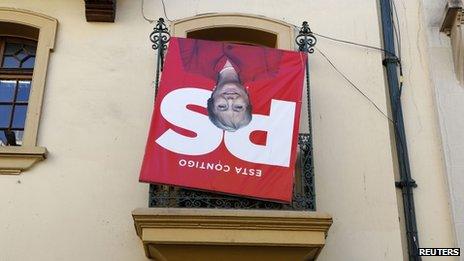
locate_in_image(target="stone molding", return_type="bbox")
[133,208,332,261]
[440,1,464,84]
[171,13,295,50]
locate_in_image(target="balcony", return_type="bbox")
[133,133,332,261]
[132,19,331,261]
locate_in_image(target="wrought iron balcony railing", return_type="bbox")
[148,19,316,211]
[149,133,315,210]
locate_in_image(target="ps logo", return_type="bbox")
[156,88,296,167]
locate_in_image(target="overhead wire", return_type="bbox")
[308,30,396,122]
[390,0,404,96]
[388,0,409,159]
[161,0,173,22]
[313,32,398,59]
[141,0,173,23]
[307,19,404,124]
[141,0,155,23]
[313,30,404,96]
[315,47,394,123]
[391,0,402,59]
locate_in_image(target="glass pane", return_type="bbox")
[2,56,20,68]
[14,130,24,145]
[0,105,12,128]
[24,44,36,55]
[12,105,27,129]
[21,56,35,68]
[15,48,27,61]
[0,131,6,146]
[4,43,21,55]
[0,80,16,102]
[17,81,31,102]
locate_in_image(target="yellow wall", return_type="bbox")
[0,0,455,260]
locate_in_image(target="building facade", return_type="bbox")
[0,0,460,260]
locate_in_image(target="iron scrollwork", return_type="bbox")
[150,18,171,96]
[296,21,317,53]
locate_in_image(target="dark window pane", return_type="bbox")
[15,48,27,61]
[2,56,20,68]
[0,131,6,146]
[17,81,31,102]
[24,44,36,55]
[14,130,24,145]
[21,56,35,68]
[0,80,16,102]
[4,43,21,55]
[0,105,12,128]
[12,105,27,129]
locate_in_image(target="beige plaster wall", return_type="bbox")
[0,0,455,260]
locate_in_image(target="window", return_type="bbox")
[0,37,37,146]
[0,8,57,174]
[187,27,278,48]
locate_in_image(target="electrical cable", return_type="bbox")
[391,0,402,59]
[312,30,404,92]
[311,27,404,120]
[315,47,394,123]
[141,0,156,23]
[388,0,409,160]
[161,0,173,22]
[390,0,404,96]
[141,0,172,23]
[313,32,398,59]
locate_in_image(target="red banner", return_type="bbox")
[139,37,307,203]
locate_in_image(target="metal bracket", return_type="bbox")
[395,179,418,188]
[382,56,400,66]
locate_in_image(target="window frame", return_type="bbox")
[171,13,295,50]
[0,8,57,174]
[0,37,37,146]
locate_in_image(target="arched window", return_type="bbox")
[0,36,37,146]
[171,13,294,50]
[0,8,57,174]
[187,27,278,47]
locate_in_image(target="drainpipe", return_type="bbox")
[379,0,421,260]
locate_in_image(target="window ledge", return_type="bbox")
[132,208,332,261]
[0,146,47,175]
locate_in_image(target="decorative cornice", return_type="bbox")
[441,0,464,35]
[0,7,57,49]
[132,208,332,260]
[133,208,332,238]
[84,0,116,23]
